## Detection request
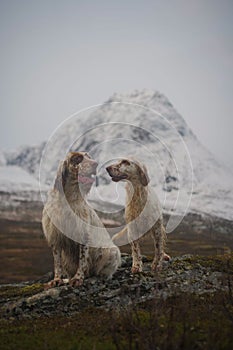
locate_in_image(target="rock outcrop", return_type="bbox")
[1,254,232,320]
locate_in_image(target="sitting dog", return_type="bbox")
[106,158,170,273]
[42,151,121,288]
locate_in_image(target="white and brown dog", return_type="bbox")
[106,158,170,273]
[42,151,121,288]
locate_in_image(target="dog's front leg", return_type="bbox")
[130,239,143,273]
[46,248,65,288]
[70,244,89,287]
[151,228,164,271]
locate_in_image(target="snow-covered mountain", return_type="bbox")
[5,142,46,176]
[2,89,233,222]
[1,143,47,199]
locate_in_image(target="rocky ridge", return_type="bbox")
[1,253,232,320]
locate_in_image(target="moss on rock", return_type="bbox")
[0,283,44,300]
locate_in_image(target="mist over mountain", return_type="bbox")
[0,151,6,166]
[2,89,233,221]
[5,142,46,176]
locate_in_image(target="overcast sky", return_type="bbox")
[0,0,233,168]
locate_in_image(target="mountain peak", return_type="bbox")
[106,89,174,109]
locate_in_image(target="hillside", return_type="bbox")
[1,253,233,349]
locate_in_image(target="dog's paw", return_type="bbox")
[131,266,142,274]
[69,277,84,288]
[163,253,171,261]
[45,278,64,289]
[151,260,163,272]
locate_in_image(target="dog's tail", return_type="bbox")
[112,226,128,246]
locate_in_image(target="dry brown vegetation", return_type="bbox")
[1,286,233,350]
[0,214,233,283]
[1,201,233,349]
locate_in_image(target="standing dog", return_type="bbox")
[42,151,121,288]
[106,158,170,273]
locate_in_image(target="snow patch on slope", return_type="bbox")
[0,166,39,192]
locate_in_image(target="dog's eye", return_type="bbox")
[71,154,84,167]
[121,160,130,166]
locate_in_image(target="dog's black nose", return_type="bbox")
[106,166,111,173]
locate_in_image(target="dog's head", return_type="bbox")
[54,152,98,193]
[106,158,150,187]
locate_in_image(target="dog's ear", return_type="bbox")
[138,164,150,186]
[54,160,68,192]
